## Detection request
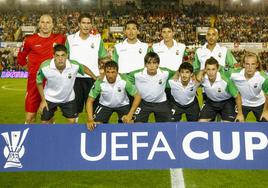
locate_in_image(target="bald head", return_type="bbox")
[38,14,53,37]
[206,27,219,46]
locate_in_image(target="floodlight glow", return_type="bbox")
[20,0,28,2]
[0,0,6,2]
[252,0,261,2]
[39,0,48,3]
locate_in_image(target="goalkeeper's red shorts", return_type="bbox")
[25,77,41,113]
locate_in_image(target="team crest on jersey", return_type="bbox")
[117,87,122,92]
[139,48,142,54]
[190,87,194,91]
[254,83,258,88]
[176,50,180,55]
[91,43,95,48]
[218,88,221,92]
[158,79,163,85]
[218,52,222,58]
[68,73,72,79]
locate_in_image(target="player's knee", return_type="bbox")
[25,114,36,124]
[41,120,50,124]
[198,118,211,122]
[67,118,76,124]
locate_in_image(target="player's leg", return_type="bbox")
[60,100,78,124]
[134,101,151,123]
[94,105,113,123]
[170,102,183,122]
[40,101,57,124]
[185,98,200,121]
[74,78,84,115]
[220,99,236,122]
[25,77,41,123]
[198,102,217,122]
[242,105,251,121]
[116,105,131,123]
[251,104,267,122]
[25,112,37,124]
[154,101,172,122]
[84,78,99,111]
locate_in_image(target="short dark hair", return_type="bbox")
[54,44,67,54]
[144,52,160,65]
[125,20,139,30]
[205,57,219,69]
[78,13,91,23]
[104,60,118,71]
[162,22,173,31]
[178,62,193,73]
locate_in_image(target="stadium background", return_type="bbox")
[0,0,268,187]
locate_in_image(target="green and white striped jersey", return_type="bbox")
[89,74,137,108]
[112,39,149,74]
[36,59,84,103]
[128,67,175,103]
[193,43,237,73]
[202,71,239,102]
[230,68,268,107]
[152,40,186,71]
[66,32,107,77]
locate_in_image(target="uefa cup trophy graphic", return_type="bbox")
[1,128,29,168]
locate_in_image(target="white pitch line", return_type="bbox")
[1,85,25,91]
[170,168,185,188]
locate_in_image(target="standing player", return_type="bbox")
[152,23,186,71]
[17,14,66,124]
[36,45,96,124]
[152,23,187,103]
[66,13,107,120]
[230,52,268,121]
[128,52,175,122]
[169,62,200,121]
[86,61,141,131]
[112,20,149,74]
[193,27,238,75]
[198,57,244,122]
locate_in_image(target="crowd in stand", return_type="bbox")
[0,5,267,44]
[0,3,268,73]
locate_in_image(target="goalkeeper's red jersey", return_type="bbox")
[17,33,66,76]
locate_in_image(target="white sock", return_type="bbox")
[75,117,79,123]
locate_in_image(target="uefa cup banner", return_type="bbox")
[0,122,268,172]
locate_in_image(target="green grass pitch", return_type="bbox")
[0,78,267,188]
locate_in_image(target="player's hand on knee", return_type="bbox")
[260,111,268,122]
[87,120,101,131]
[122,114,133,124]
[38,100,48,115]
[235,113,244,122]
[86,120,96,131]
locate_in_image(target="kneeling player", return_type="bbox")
[86,61,141,131]
[128,52,175,122]
[36,44,96,124]
[169,62,200,121]
[198,57,244,122]
[230,52,268,121]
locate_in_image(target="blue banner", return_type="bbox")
[0,122,268,172]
